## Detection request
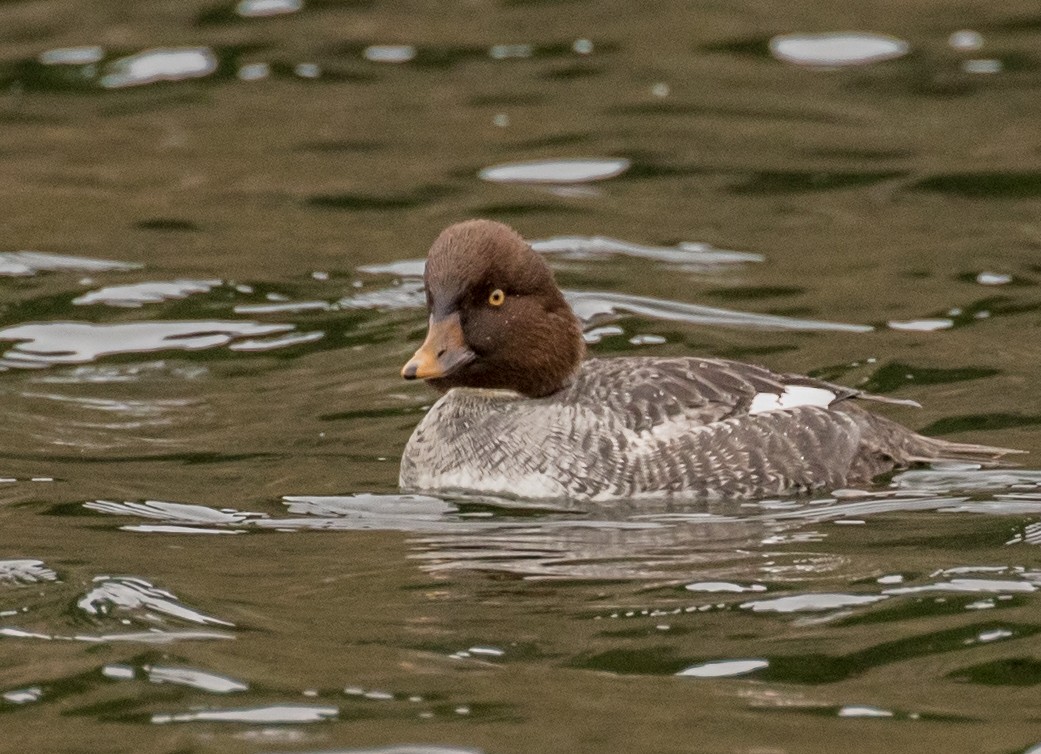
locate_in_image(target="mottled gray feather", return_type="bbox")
[400,356,1018,501]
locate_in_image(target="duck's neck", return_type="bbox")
[513,306,585,398]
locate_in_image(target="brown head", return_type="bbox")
[401,219,585,398]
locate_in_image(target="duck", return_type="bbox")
[398,219,1017,502]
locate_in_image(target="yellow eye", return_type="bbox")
[488,288,505,307]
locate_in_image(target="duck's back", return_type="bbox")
[400,356,1012,501]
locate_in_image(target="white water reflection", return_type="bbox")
[882,578,1037,595]
[490,43,533,60]
[962,59,1002,75]
[74,279,222,307]
[229,330,325,351]
[531,236,763,266]
[949,30,985,51]
[146,665,249,693]
[0,250,139,277]
[769,33,910,68]
[0,559,59,585]
[0,626,233,643]
[740,593,887,612]
[152,704,337,724]
[566,291,872,332]
[38,46,105,65]
[238,62,270,81]
[100,47,219,89]
[0,321,302,368]
[102,664,135,679]
[30,361,207,384]
[78,576,234,626]
[356,259,427,278]
[234,300,335,314]
[887,318,954,332]
[685,582,766,593]
[976,272,1012,286]
[837,705,894,718]
[677,659,768,678]
[894,469,1041,492]
[237,0,303,18]
[338,280,426,310]
[364,45,418,64]
[2,686,43,704]
[478,158,631,184]
[86,499,265,525]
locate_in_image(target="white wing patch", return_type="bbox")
[749,385,837,414]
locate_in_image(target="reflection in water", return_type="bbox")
[740,593,888,613]
[2,686,44,704]
[769,32,911,67]
[38,46,106,66]
[949,29,985,50]
[76,480,1041,585]
[962,59,1003,75]
[237,62,270,81]
[236,0,303,18]
[837,705,895,718]
[73,279,222,307]
[0,321,307,368]
[565,290,871,332]
[887,318,954,331]
[152,704,338,724]
[78,576,234,626]
[83,494,772,579]
[100,48,220,89]
[478,158,631,184]
[677,659,769,677]
[883,578,1038,595]
[0,251,139,277]
[364,45,418,64]
[531,235,764,266]
[0,559,59,585]
[1,572,235,645]
[490,44,534,60]
[145,665,249,693]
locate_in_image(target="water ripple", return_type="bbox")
[0,321,303,369]
[73,280,222,307]
[0,251,139,277]
[566,291,872,332]
[0,559,59,586]
[152,704,337,724]
[78,576,234,626]
[531,236,763,266]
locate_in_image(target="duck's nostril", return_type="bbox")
[436,348,447,358]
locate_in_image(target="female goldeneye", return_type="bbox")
[399,219,1015,501]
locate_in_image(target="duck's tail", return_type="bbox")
[843,405,1025,476]
[905,434,1025,466]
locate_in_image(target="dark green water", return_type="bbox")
[2,2,1041,752]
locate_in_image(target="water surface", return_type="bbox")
[3,2,1041,752]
